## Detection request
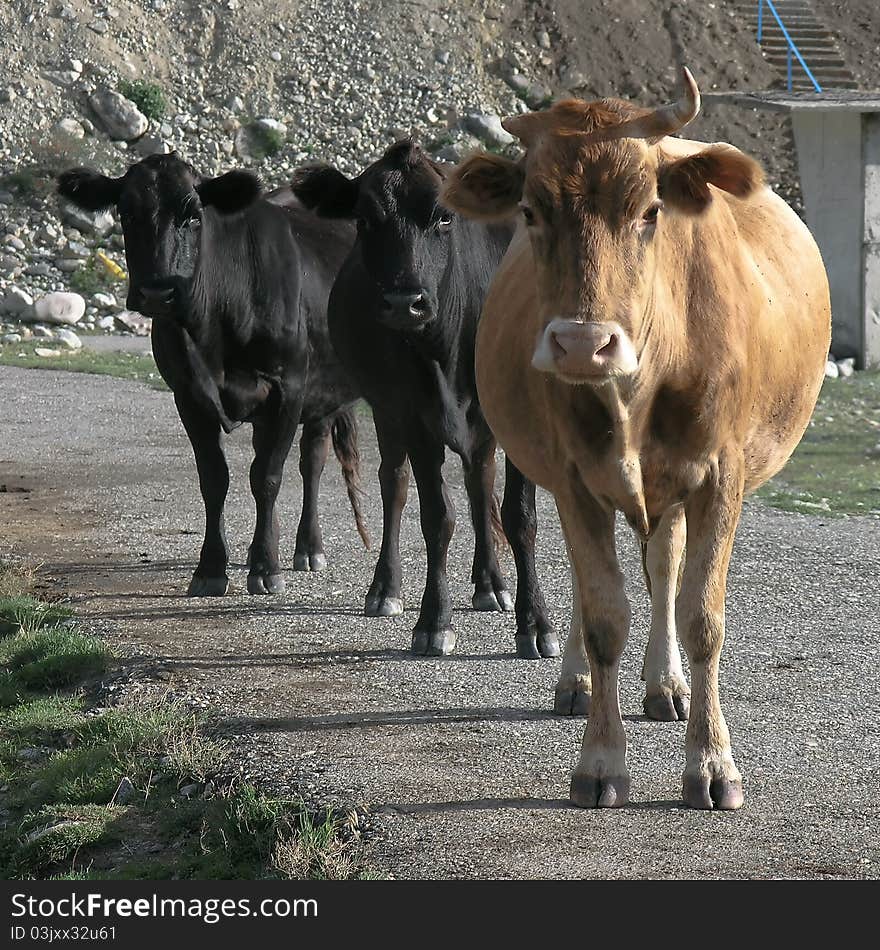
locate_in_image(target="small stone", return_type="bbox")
[89,20,109,34]
[55,118,85,139]
[4,235,25,251]
[270,51,282,62]
[0,255,22,278]
[25,263,53,277]
[1,333,22,344]
[836,357,856,377]
[537,30,551,49]
[824,359,839,379]
[97,314,116,330]
[464,112,514,148]
[33,291,86,326]
[435,49,450,65]
[92,292,117,309]
[35,347,61,358]
[179,783,201,799]
[113,776,136,804]
[58,202,115,236]
[114,310,151,335]
[55,328,82,350]
[32,325,54,339]
[62,241,91,260]
[0,286,34,317]
[56,259,85,273]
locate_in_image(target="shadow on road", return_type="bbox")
[219,706,560,733]
[373,796,686,815]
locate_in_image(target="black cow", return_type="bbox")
[292,140,557,659]
[57,153,366,596]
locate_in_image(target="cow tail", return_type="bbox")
[331,407,371,550]
[490,490,508,554]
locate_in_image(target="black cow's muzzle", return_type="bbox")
[137,285,177,318]
[379,291,433,329]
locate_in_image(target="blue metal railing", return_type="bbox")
[757,0,823,92]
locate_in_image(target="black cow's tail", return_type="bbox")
[332,407,371,550]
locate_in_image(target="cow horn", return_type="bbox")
[594,67,701,143]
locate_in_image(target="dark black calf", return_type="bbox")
[293,141,557,658]
[58,154,366,595]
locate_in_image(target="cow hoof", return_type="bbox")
[570,772,630,809]
[247,573,286,595]
[554,686,591,717]
[515,631,561,659]
[472,589,514,612]
[187,576,229,597]
[364,596,403,617]
[643,690,690,722]
[682,774,744,811]
[411,628,456,656]
[293,552,327,572]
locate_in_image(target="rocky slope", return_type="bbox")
[0,0,875,344]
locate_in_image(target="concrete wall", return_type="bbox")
[862,114,880,368]
[792,110,864,362]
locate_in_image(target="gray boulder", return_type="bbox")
[88,87,148,141]
[32,292,86,326]
[464,113,514,148]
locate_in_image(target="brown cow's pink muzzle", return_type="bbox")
[532,319,638,381]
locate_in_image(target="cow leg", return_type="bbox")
[557,488,630,808]
[501,457,559,659]
[364,417,409,618]
[553,555,592,715]
[677,454,745,811]
[641,503,690,721]
[463,436,513,615]
[293,418,332,572]
[247,398,302,595]
[175,393,231,597]
[408,429,456,656]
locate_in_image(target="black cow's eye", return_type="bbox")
[437,212,453,231]
[520,205,535,226]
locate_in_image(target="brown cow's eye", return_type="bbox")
[520,205,535,226]
[643,201,662,224]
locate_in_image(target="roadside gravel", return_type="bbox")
[0,364,877,879]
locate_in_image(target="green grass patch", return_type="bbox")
[0,345,166,390]
[118,80,167,121]
[756,372,880,517]
[1,627,109,692]
[68,257,121,297]
[0,564,369,880]
[246,121,285,160]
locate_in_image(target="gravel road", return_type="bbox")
[1,364,878,879]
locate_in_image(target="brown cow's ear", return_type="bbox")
[658,144,764,215]
[441,153,524,220]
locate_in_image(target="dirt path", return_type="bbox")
[1,365,878,879]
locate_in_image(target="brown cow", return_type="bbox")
[442,68,830,809]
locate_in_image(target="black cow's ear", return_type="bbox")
[291,164,359,218]
[57,168,123,210]
[196,170,262,214]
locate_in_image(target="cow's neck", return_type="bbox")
[576,375,651,537]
